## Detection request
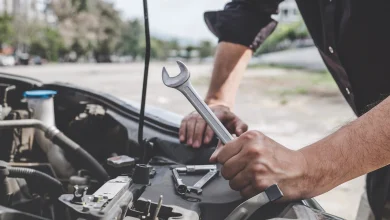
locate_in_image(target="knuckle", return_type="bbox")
[229,180,240,191]
[196,117,205,123]
[240,189,250,198]
[242,130,263,140]
[221,167,233,180]
[250,164,266,174]
[188,115,197,121]
[220,167,228,178]
[246,145,262,156]
[252,180,268,192]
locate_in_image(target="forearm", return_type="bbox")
[300,97,390,198]
[205,42,253,109]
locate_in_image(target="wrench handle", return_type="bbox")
[179,82,233,144]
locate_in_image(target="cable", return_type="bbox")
[0,119,109,182]
[7,167,63,196]
[138,0,151,163]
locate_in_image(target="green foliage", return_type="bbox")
[0,14,14,47]
[198,40,214,60]
[72,0,88,12]
[118,19,143,60]
[71,39,86,59]
[93,0,122,62]
[6,0,215,62]
[29,28,66,61]
[256,21,310,55]
[167,39,180,51]
[185,46,195,60]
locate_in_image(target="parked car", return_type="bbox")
[0,55,16,66]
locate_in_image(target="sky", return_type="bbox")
[113,0,229,43]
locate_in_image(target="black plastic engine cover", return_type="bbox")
[138,165,291,220]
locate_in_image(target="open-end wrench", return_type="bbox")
[162,61,233,144]
[175,164,217,174]
[193,169,219,189]
[172,168,202,195]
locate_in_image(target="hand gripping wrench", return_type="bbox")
[162,61,233,144]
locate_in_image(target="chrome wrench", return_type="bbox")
[172,168,202,195]
[193,169,219,189]
[162,61,233,144]
[175,164,217,174]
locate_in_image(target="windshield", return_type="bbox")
[0,1,358,219]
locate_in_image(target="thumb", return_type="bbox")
[209,140,223,163]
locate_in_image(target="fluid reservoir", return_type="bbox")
[24,90,57,127]
[24,90,75,178]
[24,90,57,153]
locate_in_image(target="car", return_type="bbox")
[0,55,16,66]
[0,71,343,220]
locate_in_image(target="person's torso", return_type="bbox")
[296,0,390,116]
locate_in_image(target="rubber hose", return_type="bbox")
[52,132,109,182]
[7,167,63,196]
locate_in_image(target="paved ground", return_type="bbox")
[253,46,327,72]
[0,63,364,219]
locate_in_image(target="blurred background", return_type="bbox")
[0,0,362,219]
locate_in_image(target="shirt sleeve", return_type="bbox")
[204,0,282,51]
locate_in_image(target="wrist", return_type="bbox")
[297,145,326,198]
[295,149,313,198]
[205,98,233,110]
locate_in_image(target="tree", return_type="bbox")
[93,0,122,62]
[50,0,122,62]
[167,39,180,51]
[118,19,143,60]
[0,15,14,50]
[185,46,195,61]
[29,27,66,61]
[255,21,309,55]
[198,40,214,61]
[71,39,86,60]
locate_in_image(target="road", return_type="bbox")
[253,46,327,71]
[0,63,363,219]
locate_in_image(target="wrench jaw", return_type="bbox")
[162,61,190,88]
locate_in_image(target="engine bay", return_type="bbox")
[0,75,346,220]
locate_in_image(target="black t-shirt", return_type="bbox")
[204,0,390,219]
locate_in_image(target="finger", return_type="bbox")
[209,140,222,163]
[215,139,245,164]
[221,152,247,180]
[185,116,196,146]
[240,184,258,198]
[179,119,187,143]
[234,120,248,136]
[228,169,251,191]
[192,118,206,148]
[203,125,214,144]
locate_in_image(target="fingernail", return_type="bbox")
[204,136,210,143]
[236,129,242,134]
[210,149,219,160]
[187,139,192,145]
[180,135,184,142]
[209,154,216,162]
[193,140,200,148]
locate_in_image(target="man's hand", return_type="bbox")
[210,131,310,200]
[179,105,248,148]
